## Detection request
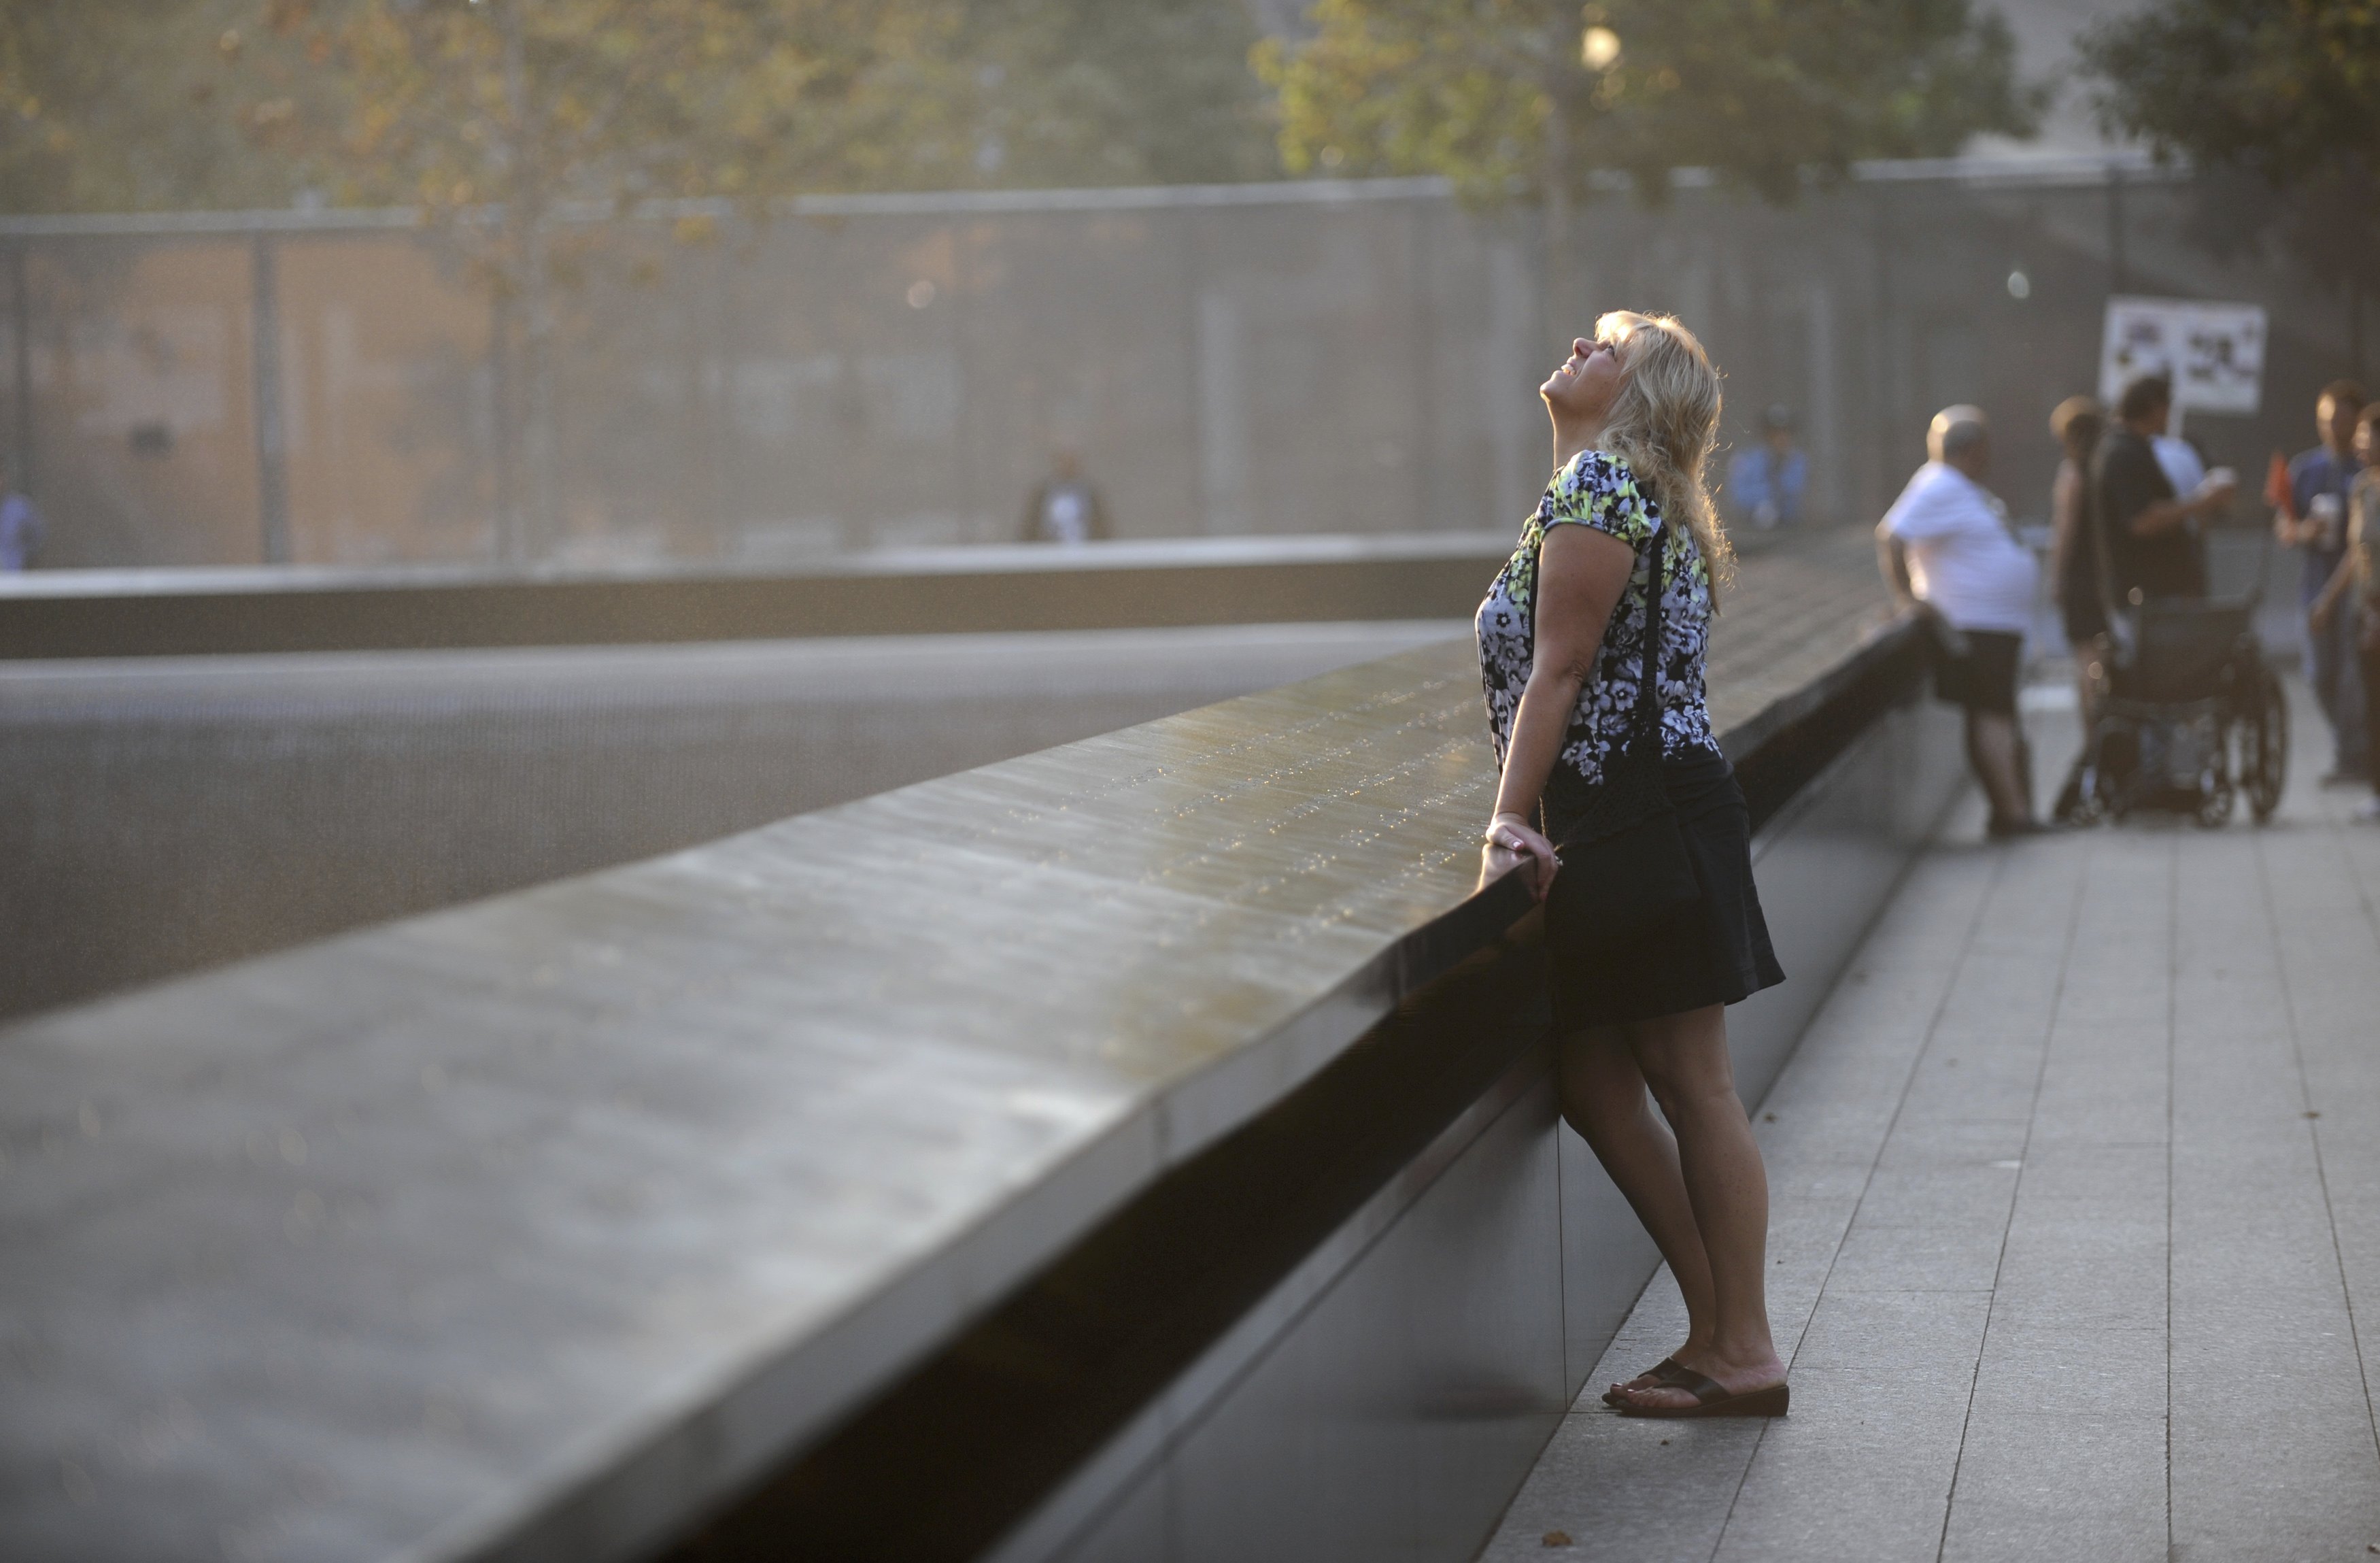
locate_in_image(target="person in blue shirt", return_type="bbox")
[0,454,42,571]
[2276,380,2368,783]
[1724,404,1807,530]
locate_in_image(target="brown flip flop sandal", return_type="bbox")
[1600,1356,1691,1408]
[1616,1366,1789,1419]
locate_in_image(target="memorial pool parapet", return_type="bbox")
[0,546,1957,1563]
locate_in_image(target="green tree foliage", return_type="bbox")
[22,0,1270,555]
[951,0,1276,186]
[2079,0,2378,186]
[235,0,960,556]
[267,0,972,212]
[293,0,1271,203]
[2,0,1279,555]
[1256,0,2040,205]
[0,0,303,212]
[0,0,1276,217]
[2079,0,2380,335]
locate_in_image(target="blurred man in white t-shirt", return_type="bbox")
[1877,405,2043,837]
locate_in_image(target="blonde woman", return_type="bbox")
[1476,313,1788,1417]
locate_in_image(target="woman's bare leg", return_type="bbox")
[1616,1003,1784,1406]
[1967,709,2031,824]
[2056,648,2105,819]
[1554,1025,1716,1386]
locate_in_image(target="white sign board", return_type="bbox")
[2099,296,2268,415]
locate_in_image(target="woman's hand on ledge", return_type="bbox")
[1482,816,1559,902]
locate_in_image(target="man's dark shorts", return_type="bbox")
[1934,628,2024,717]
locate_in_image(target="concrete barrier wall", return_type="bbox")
[1,638,1550,1563]
[0,552,1926,1563]
[6,163,2358,577]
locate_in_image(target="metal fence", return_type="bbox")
[1,157,2368,570]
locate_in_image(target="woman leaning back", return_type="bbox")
[1476,312,1789,1417]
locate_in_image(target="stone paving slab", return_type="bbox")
[1480,678,2380,1562]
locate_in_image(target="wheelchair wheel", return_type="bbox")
[2195,773,2235,828]
[2242,667,2288,823]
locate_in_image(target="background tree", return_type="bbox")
[1258,0,2036,199]
[4,0,1275,217]
[2079,0,2380,370]
[1,1,303,213]
[1257,0,2038,309]
[235,0,987,555]
[946,0,1276,187]
[6,0,1280,552]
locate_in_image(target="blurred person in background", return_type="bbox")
[2150,411,2209,499]
[2309,403,2380,822]
[1877,406,2041,837]
[2277,381,2368,784]
[1020,450,1110,545]
[2047,396,2107,822]
[2093,374,2232,608]
[0,456,42,571]
[1724,404,1807,531]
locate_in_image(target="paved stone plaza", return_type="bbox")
[1484,682,2380,1562]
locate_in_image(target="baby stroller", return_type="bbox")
[2064,537,2288,828]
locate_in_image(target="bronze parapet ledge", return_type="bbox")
[0,533,1935,1563]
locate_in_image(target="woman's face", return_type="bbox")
[2356,416,2377,468]
[1542,335,1626,423]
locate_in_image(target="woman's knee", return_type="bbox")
[1642,1073,1739,1131]
[1554,1028,1644,1121]
[1627,1009,1737,1113]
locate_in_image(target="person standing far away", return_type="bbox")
[2046,396,2107,822]
[2092,373,2233,609]
[1724,404,1807,530]
[1475,314,1788,1417]
[0,454,42,571]
[1019,450,1110,545]
[1877,406,2043,837]
[2309,402,2380,821]
[2275,380,2368,785]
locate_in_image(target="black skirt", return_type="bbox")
[1538,747,1786,1031]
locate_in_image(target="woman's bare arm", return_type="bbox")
[2130,477,2233,537]
[2312,505,2368,628]
[1490,522,1637,827]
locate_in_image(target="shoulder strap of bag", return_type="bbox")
[1631,515,1667,756]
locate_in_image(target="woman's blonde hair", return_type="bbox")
[1594,310,1732,598]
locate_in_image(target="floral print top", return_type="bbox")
[1476,448,1718,787]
